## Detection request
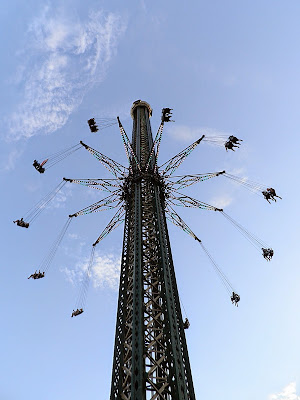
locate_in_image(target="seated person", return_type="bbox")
[183,318,190,329]
[90,125,99,132]
[228,135,243,144]
[161,108,174,122]
[267,187,282,201]
[231,292,240,306]
[262,190,272,203]
[262,248,274,261]
[225,140,239,151]
[88,118,96,126]
[71,308,84,317]
[13,218,29,228]
[32,160,45,173]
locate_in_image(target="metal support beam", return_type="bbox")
[110,101,196,399]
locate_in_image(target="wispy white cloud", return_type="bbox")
[51,185,73,209]
[68,233,79,240]
[92,253,121,290]
[62,251,121,291]
[7,5,126,140]
[210,193,233,209]
[167,125,231,142]
[0,149,23,171]
[269,382,300,400]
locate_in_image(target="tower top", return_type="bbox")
[130,100,152,119]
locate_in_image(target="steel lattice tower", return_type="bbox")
[15,89,278,398]
[110,101,196,400]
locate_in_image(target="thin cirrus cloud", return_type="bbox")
[167,125,231,142]
[63,252,121,291]
[92,253,121,290]
[209,194,233,209]
[269,382,300,400]
[8,5,126,140]
[0,149,23,172]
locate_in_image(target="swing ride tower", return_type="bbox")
[17,98,279,399]
[110,101,196,400]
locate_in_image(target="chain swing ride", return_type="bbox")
[14,100,281,399]
[14,102,280,315]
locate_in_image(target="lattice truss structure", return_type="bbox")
[17,100,279,399]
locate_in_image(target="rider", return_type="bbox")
[262,190,272,203]
[231,292,240,306]
[161,108,174,122]
[262,248,274,261]
[28,270,38,279]
[183,318,190,329]
[225,140,239,152]
[88,118,96,126]
[71,308,84,317]
[90,125,98,132]
[228,135,243,144]
[13,217,29,228]
[267,188,282,201]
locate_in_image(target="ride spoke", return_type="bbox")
[80,141,127,178]
[168,191,222,211]
[63,177,122,193]
[159,135,205,177]
[167,171,225,190]
[69,191,123,217]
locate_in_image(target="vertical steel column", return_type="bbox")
[110,101,196,400]
[131,111,145,399]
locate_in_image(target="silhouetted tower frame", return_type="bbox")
[110,101,196,400]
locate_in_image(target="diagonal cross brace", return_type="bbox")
[167,171,225,190]
[63,177,122,193]
[80,141,127,178]
[159,135,205,177]
[117,117,141,173]
[69,191,123,217]
[145,122,164,172]
[168,190,223,211]
[93,205,126,246]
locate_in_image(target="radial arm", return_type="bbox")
[165,205,201,241]
[117,117,141,172]
[63,177,122,193]
[168,190,222,211]
[80,141,127,178]
[93,205,126,246]
[159,135,205,177]
[69,191,123,217]
[145,122,164,172]
[167,171,225,190]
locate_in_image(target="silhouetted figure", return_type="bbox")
[32,159,46,173]
[228,135,243,144]
[262,248,274,261]
[183,318,190,329]
[13,218,29,228]
[71,308,84,317]
[262,190,272,203]
[28,271,45,279]
[231,292,240,306]
[87,118,99,132]
[225,140,239,152]
[161,108,174,122]
[267,188,282,202]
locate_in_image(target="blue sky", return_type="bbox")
[1,1,300,399]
